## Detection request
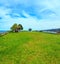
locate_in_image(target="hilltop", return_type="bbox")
[0,32,60,64]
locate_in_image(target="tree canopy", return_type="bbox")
[11,23,23,32]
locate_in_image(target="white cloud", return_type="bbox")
[0,0,60,30]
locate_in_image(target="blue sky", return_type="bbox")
[0,0,60,30]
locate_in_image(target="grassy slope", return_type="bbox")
[0,32,60,64]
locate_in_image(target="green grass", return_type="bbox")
[0,32,60,64]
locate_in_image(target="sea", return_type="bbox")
[0,30,8,33]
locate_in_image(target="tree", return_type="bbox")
[11,23,18,32]
[29,28,32,31]
[17,24,23,31]
[11,23,23,32]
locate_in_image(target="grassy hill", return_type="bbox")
[0,32,60,64]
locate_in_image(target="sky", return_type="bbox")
[0,0,60,30]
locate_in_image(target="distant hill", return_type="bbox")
[40,28,60,33]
